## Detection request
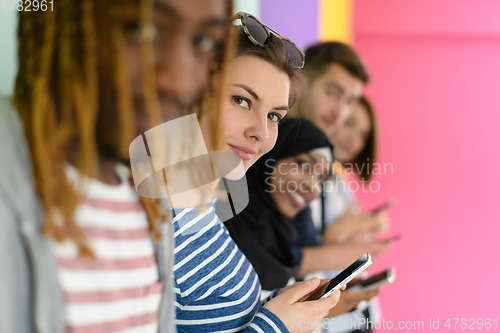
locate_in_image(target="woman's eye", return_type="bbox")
[267,113,282,123]
[145,24,160,44]
[327,89,337,98]
[194,35,216,53]
[232,96,250,109]
[298,161,311,171]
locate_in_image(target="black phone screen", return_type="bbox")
[360,270,389,287]
[321,253,370,297]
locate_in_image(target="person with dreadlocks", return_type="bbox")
[0,0,233,332]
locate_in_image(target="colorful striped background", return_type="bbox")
[235,0,353,48]
[236,1,500,330]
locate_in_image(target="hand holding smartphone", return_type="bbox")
[378,234,402,243]
[348,268,396,292]
[317,253,372,300]
[370,198,397,214]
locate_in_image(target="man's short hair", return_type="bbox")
[303,42,369,84]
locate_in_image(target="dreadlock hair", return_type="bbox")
[14,0,235,257]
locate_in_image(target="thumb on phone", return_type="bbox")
[281,277,320,303]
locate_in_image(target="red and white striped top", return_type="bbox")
[52,164,162,333]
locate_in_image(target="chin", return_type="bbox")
[284,207,299,218]
[338,154,353,164]
[242,158,257,171]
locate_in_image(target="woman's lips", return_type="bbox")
[228,144,255,161]
[287,189,307,209]
[339,143,352,155]
[322,116,337,127]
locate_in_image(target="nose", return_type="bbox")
[328,97,346,124]
[155,34,199,106]
[339,97,355,121]
[344,129,355,145]
[245,110,268,142]
[299,174,322,200]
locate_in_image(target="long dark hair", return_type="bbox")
[350,96,377,182]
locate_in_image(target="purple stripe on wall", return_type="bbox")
[260,0,319,51]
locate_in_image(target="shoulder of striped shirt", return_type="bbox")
[172,208,288,332]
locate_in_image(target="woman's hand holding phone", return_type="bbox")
[323,205,390,244]
[338,236,391,262]
[371,209,390,234]
[264,277,344,332]
[322,205,363,243]
[326,287,380,318]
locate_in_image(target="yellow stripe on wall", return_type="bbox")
[319,0,353,44]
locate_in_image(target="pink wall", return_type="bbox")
[353,0,500,329]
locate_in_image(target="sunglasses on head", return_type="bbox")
[234,12,305,69]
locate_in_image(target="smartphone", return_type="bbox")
[379,234,402,243]
[318,253,372,299]
[348,268,396,292]
[370,198,397,214]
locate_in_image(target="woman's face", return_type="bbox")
[219,55,290,172]
[331,102,371,163]
[269,152,330,218]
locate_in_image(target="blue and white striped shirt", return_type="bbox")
[173,202,288,332]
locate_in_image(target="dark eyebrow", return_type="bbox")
[234,84,288,111]
[234,84,260,101]
[274,106,289,111]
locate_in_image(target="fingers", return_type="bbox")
[348,288,379,302]
[370,240,392,257]
[319,278,332,284]
[373,211,390,232]
[299,278,332,302]
[351,204,362,215]
[360,215,381,235]
[345,205,356,216]
[364,287,381,298]
[282,277,320,303]
[312,289,342,310]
